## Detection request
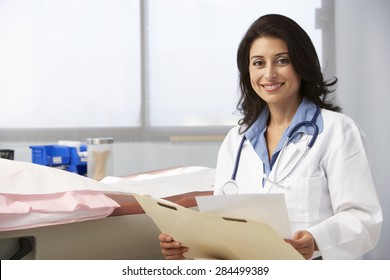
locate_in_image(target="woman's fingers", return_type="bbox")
[285,230,316,260]
[158,233,189,260]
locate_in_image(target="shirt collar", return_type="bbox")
[244,98,323,175]
[245,98,323,142]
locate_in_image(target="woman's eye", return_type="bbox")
[252,60,265,67]
[276,57,290,65]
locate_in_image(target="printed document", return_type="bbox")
[196,194,292,238]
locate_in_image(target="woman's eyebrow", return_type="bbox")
[250,52,289,61]
[276,52,289,56]
[249,55,263,61]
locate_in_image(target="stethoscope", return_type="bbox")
[223,106,321,195]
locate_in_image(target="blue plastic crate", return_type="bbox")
[30,145,71,166]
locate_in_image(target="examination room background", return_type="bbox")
[0,0,389,260]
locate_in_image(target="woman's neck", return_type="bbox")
[267,99,301,129]
[265,98,301,159]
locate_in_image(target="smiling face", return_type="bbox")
[249,37,301,107]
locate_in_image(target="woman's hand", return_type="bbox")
[285,230,317,260]
[158,233,189,260]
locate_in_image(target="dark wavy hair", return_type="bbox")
[236,14,341,132]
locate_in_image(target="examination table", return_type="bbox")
[0,190,212,260]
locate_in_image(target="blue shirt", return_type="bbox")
[244,98,323,186]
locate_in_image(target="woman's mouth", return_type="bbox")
[261,82,284,91]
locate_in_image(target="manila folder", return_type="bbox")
[134,194,303,260]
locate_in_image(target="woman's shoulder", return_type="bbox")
[221,125,244,147]
[321,109,358,129]
[226,125,241,136]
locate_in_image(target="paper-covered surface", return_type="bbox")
[101,166,215,197]
[0,159,214,196]
[0,159,214,231]
[0,159,120,231]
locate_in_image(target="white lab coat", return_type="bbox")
[214,109,383,259]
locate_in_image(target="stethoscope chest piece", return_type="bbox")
[222,180,238,195]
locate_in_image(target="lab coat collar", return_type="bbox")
[287,98,324,136]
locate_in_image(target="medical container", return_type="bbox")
[86,137,114,180]
[29,144,87,176]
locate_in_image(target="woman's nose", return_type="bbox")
[264,65,277,81]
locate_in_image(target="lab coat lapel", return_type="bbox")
[278,143,299,173]
[263,144,297,192]
[271,140,304,180]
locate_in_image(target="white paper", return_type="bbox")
[0,159,214,198]
[101,166,215,198]
[0,158,118,195]
[196,194,292,238]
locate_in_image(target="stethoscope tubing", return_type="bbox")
[230,134,247,181]
[224,106,320,194]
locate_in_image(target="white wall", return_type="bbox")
[335,0,390,259]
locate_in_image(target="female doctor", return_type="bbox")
[159,14,383,260]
